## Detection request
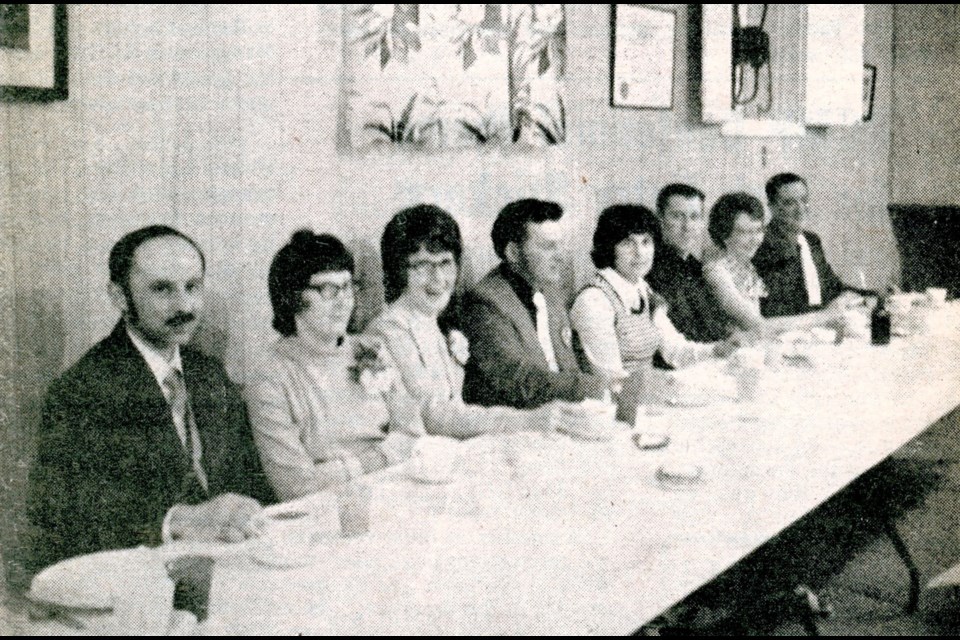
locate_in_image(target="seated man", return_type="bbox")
[754,173,860,317]
[461,199,606,409]
[647,183,732,342]
[27,225,271,576]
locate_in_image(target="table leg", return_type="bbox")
[883,519,921,614]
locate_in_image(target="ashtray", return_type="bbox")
[632,432,670,450]
[656,463,704,490]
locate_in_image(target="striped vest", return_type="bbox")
[574,275,664,374]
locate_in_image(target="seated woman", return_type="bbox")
[366,204,602,440]
[570,204,735,380]
[702,193,845,337]
[246,230,422,501]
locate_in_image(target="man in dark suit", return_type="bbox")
[27,226,270,576]
[461,199,606,410]
[648,183,732,342]
[753,173,861,317]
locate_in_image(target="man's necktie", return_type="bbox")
[797,234,823,306]
[163,369,209,494]
[532,292,560,372]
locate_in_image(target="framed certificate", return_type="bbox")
[610,5,675,110]
[0,4,68,102]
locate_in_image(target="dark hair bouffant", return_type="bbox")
[708,192,765,249]
[268,230,355,337]
[490,198,563,260]
[590,204,661,270]
[381,204,463,304]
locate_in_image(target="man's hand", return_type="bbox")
[167,493,263,543]
[835,290,864,309]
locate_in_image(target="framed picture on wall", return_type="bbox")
[609,4,676,109]
[862,64,876,122]
[0,4,68,102]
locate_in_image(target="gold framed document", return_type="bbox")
[609,4,675,110]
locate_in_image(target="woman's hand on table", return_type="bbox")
[167,493,263,543]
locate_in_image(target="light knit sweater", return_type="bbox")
[244,334,421,501]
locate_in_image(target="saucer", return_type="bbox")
[665,394,711,408]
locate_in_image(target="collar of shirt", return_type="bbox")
[126,325,183,396]
[599,268,648,312]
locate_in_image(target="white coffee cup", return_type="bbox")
[888,294,914,335]
[258,508,316,559]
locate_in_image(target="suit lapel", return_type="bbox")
[481,272,549,368]
[105,324,193,485]
[544,285,577,371]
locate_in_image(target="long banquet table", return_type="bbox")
[203,303,960,635]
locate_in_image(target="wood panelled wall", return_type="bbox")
[0,4,895,589]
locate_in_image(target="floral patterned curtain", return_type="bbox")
[345,4,566,149]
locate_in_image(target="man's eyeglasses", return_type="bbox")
[304,281,355,300]
[407,257,457,278]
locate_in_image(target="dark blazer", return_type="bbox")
[753,230,845,317]
[647,244,732,343]
[460,265,605,409]
[26,322,272,574]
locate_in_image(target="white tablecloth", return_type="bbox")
[204,304,960,635]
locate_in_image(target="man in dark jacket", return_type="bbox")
[754,173,860,317]
[461,199,606,409]
[27,225,271,576]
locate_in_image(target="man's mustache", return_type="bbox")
[166,313,196,328]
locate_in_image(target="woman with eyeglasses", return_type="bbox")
[570,205,736,382]
[366,204,602,440]
[702,192,846,336]
[245,230,423,500]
